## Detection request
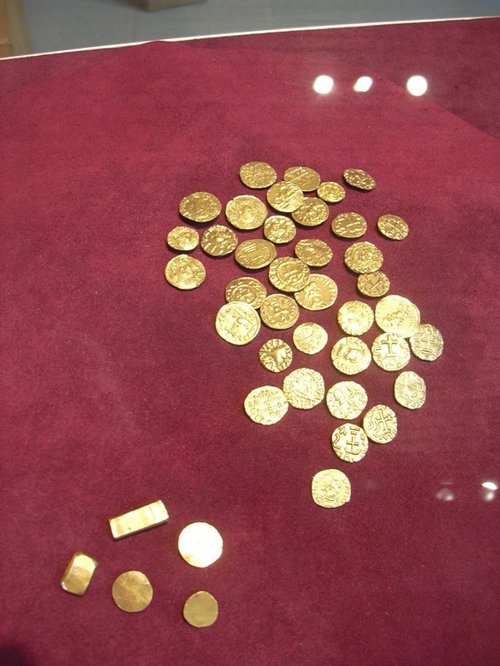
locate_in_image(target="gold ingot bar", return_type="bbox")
[109,499,169,540]
[61,551,98,596]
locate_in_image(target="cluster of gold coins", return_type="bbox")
[165,162,444,510]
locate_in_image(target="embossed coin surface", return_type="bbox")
[167,226,199,252]
[200,225,238,256]
[264,215,297,244]
[235,239,277,270]
[331,424,368,463]
[284,166,321,192]
[343,168,376,191]
[294,238,333,267]
[326,381,368,420]
[112,571,153,613]
[337,300,374,336]
[225,195,267,230]
[331,212,367,239]
[357,271,391,298]
[331,337,371,375]
[183,591,219,628]
[377,214,409,240]
[225,277,267,309]
[409,323,444,361]
[215,302,261,345]
[317,181,346,203]
[165,254,206,290]
[260,294,300,330]
[311,469,351,508]
[244,385,289,425]
[394,370,426,409]
[293,322,328,355]
[259,339,293,373]
[294,274,338,311]
[344,241,384,274]
[178,522,223,568]
[291,197,329,227]
[363,404,397,444]
[268,257,310,292]
[267,181,304,213]
[283,368,325,409]
[375,295,420,338]
[372,332,411,371]
[239,161,277,189]
[179,192,222,223]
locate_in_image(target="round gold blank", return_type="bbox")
[331,424,368,463]
[178,522,223,568]
[183,591,219,628]
[112,571,153,613]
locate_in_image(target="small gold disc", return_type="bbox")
[311,469,351,508]
[225,195,267,230]
[363,404,397,444]
[267,181,304,213]
[215,302,261,345]
[326,381,368,420]
[294,238,333,268]
[331,212,367,239]
[394,370,426,409]
[183,591,219,628]
[268,257,310,292]
[165,254,206,290]
[260,294,300,330]
[377,214,409,240]
[294,274,338,311]
[200,225,238,257]
[409,323,444,361]
[337,301,374,335]
[344,241,384,274]
[235,239,277,270]
[375,295,421,338]
[331,337,371,375]
[343,168,376,191]
[179,192,222,223]
[331,424,368,463]
[283,166,321,192]
[291,197,329,227]
[372,332,411,371]
[239,161,277,189]
[293,322,328,355]
[244,385,289,425]
[317,181,346,203]
[112,571,153,613]
[178,522,223,568]
[357,271,391,298]
[225,277,267,309]
[167,226,199,252]
[283,367,325,409]
[259,338,293,372]
[263,215,297,244]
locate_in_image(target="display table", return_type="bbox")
[1,18,499,666]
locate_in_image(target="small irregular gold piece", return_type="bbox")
[294,274,338,311]
[375,294,421,338]
[294,238,333,268]
[225,194,267,230]
[343,168,376,191]
[112,571,153,613]
[326,381,368,420]
[215,302,261,345]
[377,214,409,240]
[344,241,384,274]
[372,332,411,371]
[167,226,199,252]
[225,277,267,309]
[259,338,293,373]
[268,257,310,292]
[165,254,206,290]
[331,424,368,463]
[178,522,223,568]
[331,336,371,375]
[179,192,222,223]
[260,294,300,330]
[409,323,444,361]
[291,197,329,227]
[267,181,304,213]
[282,367,325,409]
[60,552,98,596]
[235,239,277,269]
[200,225,238,257]
[394,370,426,409]
[311,469,351,508]
[239,161,277,189]
[264,215,297,244]
[183,591,219,628]
[317,181,346,203]
[109,499,169,540]
[331,212,367,239]
[337,300,374,336]
[357,271,390,298]
[283,166,321,192]
[293,322,328,355]
[363,404,397,444]
[244,385,289,424]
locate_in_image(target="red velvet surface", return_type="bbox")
[1,19,499,666]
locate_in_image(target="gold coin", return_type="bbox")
[200,224,238,257]
[331,337,371,375]
[337,300,374,335]
[409,323,444,361]
[331,212,367,239]
[363,404,397,444]
[263,215,297,244]
[394,370,426,409]
[372,332,411,371]
[357,271,390,298]
[179,192,222,223]
[293,322,328,355]
[260,294,300,330]
[112,571,153,613]
[326,381,368,420]
[344,241,383,274]
[311,469,351,508]
[331,424,368,463]
[268,257,310,292]
[235,239,277,270]
[343,168,376,191]
[225,194,267,230]
[294,274,338,311]
[283,166,321,192]
[267,181,304,213]
[167,226,199,252]
[244,385,289,425]
[183,591,219,628]
[283,367,325,409]
[375,295,420,338]
[291,197,329,227]
[259,338,293,373]
[294,238,332,268]
[239,161,277,189]
[215,302,261,345]
[178,522,223,568]
[317,181,346,203]
[377,214,409,240]
[165,254,206,290]
[225,277,267,309]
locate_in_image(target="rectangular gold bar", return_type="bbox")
[60,551,98,596]
[109,499,169,540]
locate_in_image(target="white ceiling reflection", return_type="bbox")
[353,76,373,93]
[482,481,498,491]
[406,75,428,96]
[313,75,334,95]
[436,487,455,501]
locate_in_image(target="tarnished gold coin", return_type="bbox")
[317,181,345,203]
[357,271,390,298]
[179,192,222,223]
[260,294,300,330]
[225,277,267,309]
[264,215,297,244]
[363,404,397,444]
[331,212,367,239]
[331,424,368,463]
[409,323,444,361]
[377,214,409,240]
[178,522,223,568]
[183,591,219,628]
[337,301,374,335]
[344,241,384,274]
[394,370,426,409]
[244,385,289,425]
[259,338,293,373]
[112,571,153,613]
[239,161,277,189]
[372,332,411,371]
[267,181,304,213]
[375,295,420,338]
[294,274,338,311]
[293,322,328,355]
[268,257,310,292]
[215,302,261,345]
[167,226,199,252]
[283,367,325,409]
[235,239,277,270]
[311,469,351,508]
[343,168,376,191]
[291,197,329,227]
[331,337,371,375]
[284,166,321,192]
[225,194,267,230]
[294,239,332,268]
[200,224,238,257]
[326,381,368,420]
[165,254,206,290]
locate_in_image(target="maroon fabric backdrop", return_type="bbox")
[1,18,499,666]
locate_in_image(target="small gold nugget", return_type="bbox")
[409,323,444,361]
[225,277,267,309]
[165,254,206,290]
[317,181,345,203]
[375,294,420,338]
[363,404,397,444]
[326,381,368,420]
[225,194,267,230]
[183,591,219,628]
[294,238,332,268]
[260,294,300,330]
[61,552,98,596]
[343,168,376,191]
[291,197,329,227]
[178,522,223,568]
[239,161,277,189]
[294,274,338,311]
[235,239,277,270]
[377,214,409,240]
[259,339,293,373]
[109,499,169,540]
[269,257,310,292]
[267,181,304,213]
[311,469,351,508]
[337,300,374,336]
[293,322,328,355]
[200,225,238,257]
[357,271,390,298]
[112,571,153,613]
[344,241,384,274]
[167,226,199,252]
[372,332,411,371]
[179,192,222,223]
[244,385,289,425]
[331,212,367,239]
[283,367,325,409]
[215,302,261,345]
[283,166,321,192]
[264,215,297,244]
[331,337,371,375]
[394,370,426,409]
[331,424,368,463]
